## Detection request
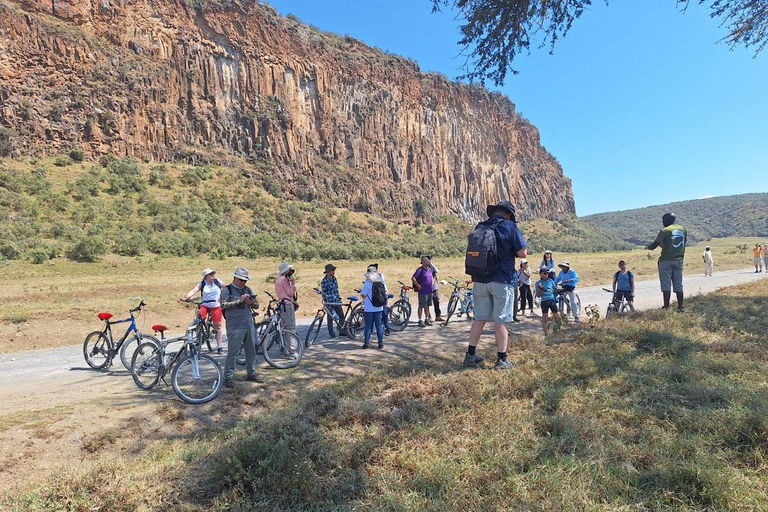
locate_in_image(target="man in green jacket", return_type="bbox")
[647,212,687,312]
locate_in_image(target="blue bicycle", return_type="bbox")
[83,300,159,370]
[440,278,474,326]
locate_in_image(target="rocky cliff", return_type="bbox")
[0,0,575,222]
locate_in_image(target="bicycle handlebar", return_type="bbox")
[602,288,614,293]
[129,300,146,313]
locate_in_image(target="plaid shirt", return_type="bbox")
[321,275,342,304]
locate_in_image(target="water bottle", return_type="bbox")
[332,310,340,322]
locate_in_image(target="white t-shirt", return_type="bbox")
[201,278,225,307]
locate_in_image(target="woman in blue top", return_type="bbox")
[360,265,385,349]
[612,260,636,312]
[536,267,562,336]
[539,250,556,278]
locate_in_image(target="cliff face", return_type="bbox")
[0,0,575,222]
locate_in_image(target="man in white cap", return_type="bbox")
[702,246,714,277]
[275,262,298,334]
[220,267,261,388]
[554,261,580,322]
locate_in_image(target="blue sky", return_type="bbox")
[266,0,767,216]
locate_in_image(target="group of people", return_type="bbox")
[753,243,768,273]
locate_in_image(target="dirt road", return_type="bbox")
[1,268,765,491]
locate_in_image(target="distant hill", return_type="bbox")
[583,193,768,245]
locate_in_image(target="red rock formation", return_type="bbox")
[0,0,575,221]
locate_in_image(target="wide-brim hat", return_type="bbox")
[368,262,379,269]
[202,268,215,278]
[538,267,550,273]
[278,262,293,275]
[544,249,553,255]
[520,259,528,264]
[486,200,516,219]
[231,267,251,281]
[558,261,571,268]
[324,263,337,274]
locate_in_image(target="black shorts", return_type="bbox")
[615,291,634,302]
[541,300,559,314]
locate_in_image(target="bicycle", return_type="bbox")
[304,288,362,347]
[182,298,218,353]
[387,281,412,332]
[440,278,474,326]
[237,291,304,369]
[83,300,159,370]
[555,285,581,322]
[603,288,629,318]
[130,320,223,404]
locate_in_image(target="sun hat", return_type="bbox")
[538,267,550,273]
[520,259,528,264]
[231,267,251,281]
[558,261,571,268]
[367,265,378,273]
[368,262,379,269]
[323,264,337,274]
[486,200,516,219]
[202,268,215,278]
[705,246,711,250]
[278,262,293,275]
[544,249,552,255]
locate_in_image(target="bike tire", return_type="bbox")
[346,309,365,340]
[130,341,162,389]
[83,331,111,369]
[573,294,581,319]
[443,295,459,326]
[172,353,222,404]
[606,304,617,319]
[263,330,303,369]
[120,333,160,371]
[619,302,627,314]
[305,313,324,348]
[465,298,474,320]
[195,323,213,353]
[387,300,411,332]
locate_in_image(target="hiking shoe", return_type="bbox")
[361,344,370,349]
[418,320,426,327]
[425,318,434,326]
[224,379,235,389]
[217,346,223,354]
[377,344,384,349]
[574,317,580,323]
[246,374,263,383]
[384,329,391,335]
[434,316,445,322]
[494,359,516,370]
[675,307,685,313]
[463,353,484,366]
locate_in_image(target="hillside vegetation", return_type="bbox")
[4,280,768,511]
[583,193,768,245]
[0,156,631,264]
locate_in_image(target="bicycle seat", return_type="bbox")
[97,312,113,321]
[151,324,168,333]
[466,291,473,296]
[403,286,411,291]
[465,280,473,285]
[347,296,359,301]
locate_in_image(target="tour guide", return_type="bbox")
[647,212,687,312]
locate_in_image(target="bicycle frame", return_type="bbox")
[102,313,141,349]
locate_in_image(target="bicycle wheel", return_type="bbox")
[346,309,365,340]
[465,298,474,320]
[263,330,303,369]
[120,334,159,371]
[388,300,411,332]
[606,304,617,319]
[305,313,324,348]
[172,353,222,404]
[196,322,213,352]
[83,331,111,369]
[443,295,459,326]
[131,342,162,390]
[619,300,628,314]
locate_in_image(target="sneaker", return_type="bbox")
[574,317,580,323]
[384,329,391,335]
[361,344,370,349]
[224,379,234,389]
[418,320,426,327]
[434,316,445,322]
[377,344,384,349]
[425,318,434,326]
[494,359,516,370]
[675,307,685,313]
[463,353,484,366]
[217,346,223,354]
[246,374,263,383]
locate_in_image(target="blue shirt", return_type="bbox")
[473,215,528,285]
[555,269,580,288]
[614,270,634,292]
[320,275,341,303]
[536,278,557,302]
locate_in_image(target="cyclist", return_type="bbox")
[220,267,261,388]
[535,267,561,336]
[368,263,392,335]
[412,255,434,326]
[427,256,444,322]
[180,268,224,353]
[539,250,556,279]
[320,263,345,339]
[612,260,635,312]
[518,259,533,316]
[647,212,687,312]
[275,262,298,334]
[361,265,385,349]
[554,261,580,322]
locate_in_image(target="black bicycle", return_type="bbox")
[304,288,363,347]
[183,299,218,353]
[236,291,304,369]
[83,300,159,370]
[387,281,412,332]
[555,285,581,322]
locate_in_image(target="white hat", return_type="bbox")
[231,267,251,281]
[520,259,528,264]
[202,268,215,278]
[278,262,293,275]
[558,261,571,268]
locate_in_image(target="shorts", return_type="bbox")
[615,290,634,302]
[472,281,515,323]
[418,293,433,308]
[658,259,684,293]
[755,257,763,266]
[199,305,223,323]
[540,300,559,314]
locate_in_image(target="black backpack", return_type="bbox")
[370,281,388,307]
[465,218,502,278]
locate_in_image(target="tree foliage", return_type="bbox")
[432,0,767,85]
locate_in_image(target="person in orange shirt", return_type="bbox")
[753,244,763,273]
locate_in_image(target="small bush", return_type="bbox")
[69,148,86,162]
[0,128,16,157]
[0,242,21,260]
[66,236,107,262]
[53,156,72,167]
[30,250,48,264]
